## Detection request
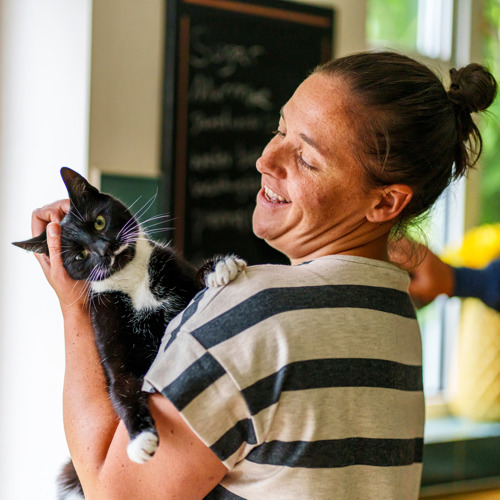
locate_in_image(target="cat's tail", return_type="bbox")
[57,459,84,500]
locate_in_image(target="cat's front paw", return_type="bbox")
[127,430,159,464]
[205,255,247,288]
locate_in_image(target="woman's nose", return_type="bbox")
[256,140,287,178]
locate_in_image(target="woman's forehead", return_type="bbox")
[283,73,357,153]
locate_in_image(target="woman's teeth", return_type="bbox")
[264,186,290,204]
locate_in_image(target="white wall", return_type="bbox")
[89,0,165,179]
[0,1,92,498]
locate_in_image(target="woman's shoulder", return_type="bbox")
[180,255,410,332]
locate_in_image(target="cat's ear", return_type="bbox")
[60,167,99,203]
[12,231,48,254]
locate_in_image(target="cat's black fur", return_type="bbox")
[13,167,244,499]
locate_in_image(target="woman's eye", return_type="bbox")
[75,249,90,262]
[295,153,316,171]
[272,129,286,138]
[94,215,106,231]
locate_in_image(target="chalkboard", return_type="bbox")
[162,0,334,265]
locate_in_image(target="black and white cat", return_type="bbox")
[13,167,246,498]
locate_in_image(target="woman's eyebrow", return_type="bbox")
[280,106,327,157]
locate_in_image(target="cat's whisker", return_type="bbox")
[117,193,157,240]
[140,220,173,232]
[120,226,140,240]
[142,225,173,234]
[125,195,144,215]
[138,213,173,227]
[70,205,85,223]
[118,216,140,239]
[132,191,158,223]
[68,279,93,308]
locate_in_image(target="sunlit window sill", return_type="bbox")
[421,410,500,497]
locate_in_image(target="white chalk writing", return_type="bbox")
[189,147,233,172]
[190,176,260,201]
[189,73,273,110]
[190,26,265,78]
[190,107,274,135]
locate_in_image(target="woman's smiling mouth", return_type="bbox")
[264,185,291,204]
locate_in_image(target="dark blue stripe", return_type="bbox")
[204,484,246,499]
[161,352,225,411]
[191,285,416,349]
[164,288,208,350]
[246,437,424,469]
[242,358,423,415]
[210,418,257,462]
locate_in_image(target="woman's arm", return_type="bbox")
[33,203,226,499]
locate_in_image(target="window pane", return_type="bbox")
[366,0,419,52]
[480,0,500,224]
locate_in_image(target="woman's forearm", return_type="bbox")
[62,307,119,486]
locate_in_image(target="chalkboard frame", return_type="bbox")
[161,0,334,264]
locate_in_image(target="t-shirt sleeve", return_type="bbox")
[454,258,500,311]
[143,328,257,469]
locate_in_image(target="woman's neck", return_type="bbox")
[285,222,394,266]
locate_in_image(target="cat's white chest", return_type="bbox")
[91,238,163,311]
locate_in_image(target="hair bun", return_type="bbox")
[448,64,497,114]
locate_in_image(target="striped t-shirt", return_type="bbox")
[143,254,424,499]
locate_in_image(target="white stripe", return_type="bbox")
[210,309,421,390]
[258,387,424,442]
[220,462,423,500]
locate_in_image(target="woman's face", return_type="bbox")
[252,72,379,263]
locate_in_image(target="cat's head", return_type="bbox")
[13,167,139,281]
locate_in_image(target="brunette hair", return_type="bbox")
[314,51,497,227]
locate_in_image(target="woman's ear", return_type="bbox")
[366,185,413,223]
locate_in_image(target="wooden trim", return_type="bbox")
[183,0,331,28]
[173,14,191,254]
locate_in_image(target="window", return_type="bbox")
[367,0,454,60]
[366,0,419,53]
[480,0,500,225]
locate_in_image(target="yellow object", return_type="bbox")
[442,223,500,269]
[450,298,500,420]
[444,224,500,420]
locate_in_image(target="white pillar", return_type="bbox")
[0,1,92,498]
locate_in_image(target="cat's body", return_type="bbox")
[13,168,246,499]
[87,234,201,462]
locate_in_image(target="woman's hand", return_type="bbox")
[31,200,88,315]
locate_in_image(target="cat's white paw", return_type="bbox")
[206,256,247,288]
[127,431,158,464]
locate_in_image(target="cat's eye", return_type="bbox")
[94,215,106,231]
[75,249,90,262]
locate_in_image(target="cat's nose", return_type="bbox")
[94,240,112,257]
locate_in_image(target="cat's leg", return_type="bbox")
[109,374,159,464]
[199,255,247,288]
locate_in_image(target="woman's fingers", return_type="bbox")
[32,199,70,237]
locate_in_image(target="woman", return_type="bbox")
[34,51,496,499]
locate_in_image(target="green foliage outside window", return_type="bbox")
[366,0,419,52]
[480,0,500,223]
